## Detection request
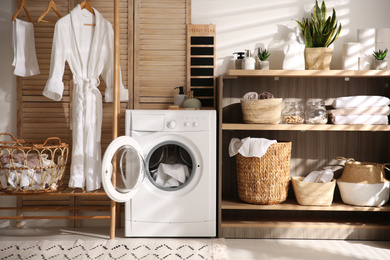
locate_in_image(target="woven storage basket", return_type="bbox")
[0,133,69,193]
[241,98,282,124]
[336,157,389,184]
[291,176,336,206]
[236,142,291,205]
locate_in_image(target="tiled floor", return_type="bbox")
[0,227,389,260]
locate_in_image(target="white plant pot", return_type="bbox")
[337,181,390,207]
[260,60,270,70]
[374,59,388,70]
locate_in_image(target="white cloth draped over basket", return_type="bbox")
[229,137,277,158]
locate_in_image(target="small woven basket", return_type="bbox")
[0,133,69,193]
[291,176,336,206]
[336,156,389,184]
[241,98,282,124]
[236,142,291,205]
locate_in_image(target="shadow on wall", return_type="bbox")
[201,0,352,75]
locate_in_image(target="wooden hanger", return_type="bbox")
[80,1,95,15]
[80,1,95,26]
[12,0,33,23]
[37,1,62,24]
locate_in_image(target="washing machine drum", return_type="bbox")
[146,142,195,191]
[102,136,145,202]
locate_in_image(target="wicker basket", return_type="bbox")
[291,176,336,206]
[241,98,282,124]
[236,142,291,205]
[336,156,389,184]
[0,133,69,193]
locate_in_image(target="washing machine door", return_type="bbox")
[102,136,145,202]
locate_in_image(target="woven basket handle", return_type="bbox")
[34,137,66,149]
[335,156,355,162]
[0,132,25,144]
[382,163,390,172]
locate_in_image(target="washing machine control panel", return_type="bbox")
[165,114,209,131]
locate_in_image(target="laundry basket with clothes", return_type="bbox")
[229,137,292,205]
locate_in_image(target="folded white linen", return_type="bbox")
[242,92,258,101]
[332,96,390,108]
[331,115,388,125]
[328,106,390,116]
[154,163,190,188]
[229,137,277,158]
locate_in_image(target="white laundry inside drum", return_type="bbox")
[147,143,194,190]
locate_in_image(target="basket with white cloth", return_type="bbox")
[0,133,69,193]
[229,137,291,205]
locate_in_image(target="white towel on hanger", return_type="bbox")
[12,18,40,77]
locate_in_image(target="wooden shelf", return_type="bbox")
[0,185,108,197]
[227,69,390,77]
[218,70,390,239]
[222,123,390,132]
[221,218,390,230]
[221,199,390,212]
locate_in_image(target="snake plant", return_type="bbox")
[373,49,388,60]
[296,0,342,48]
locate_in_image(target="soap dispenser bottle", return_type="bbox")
[183,91,201,109]
[242,49,256,70]
[174,86,188,108]
[233,52,245,69]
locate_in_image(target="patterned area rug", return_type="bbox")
[0,238,227,260]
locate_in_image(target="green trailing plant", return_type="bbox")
[373,49,388,60]
[258,48,271,61]
[296,0,342,48]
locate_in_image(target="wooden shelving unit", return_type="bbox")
[218,70,390,240]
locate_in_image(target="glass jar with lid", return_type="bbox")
[282,101,305,124]
[305,101,328,124]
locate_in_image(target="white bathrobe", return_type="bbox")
[43,5,128,191]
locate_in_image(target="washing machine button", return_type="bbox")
[184,122,191,127]
[193,122,199,127]
[167,120,176,129]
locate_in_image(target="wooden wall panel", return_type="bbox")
[134,0,190,109]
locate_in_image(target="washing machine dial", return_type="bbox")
[167,120,176,129]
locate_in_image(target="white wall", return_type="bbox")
[192,0,390,75]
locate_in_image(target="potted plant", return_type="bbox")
[373,48,388,70]
[257,48,271,70]
[296,0,342,70]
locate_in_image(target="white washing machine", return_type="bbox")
[102,110,216,237]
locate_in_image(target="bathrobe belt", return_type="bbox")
[74,75,102,143]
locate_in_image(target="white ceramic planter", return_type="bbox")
[260,60,270,70]
[374,59,388,70]
[337,181,390,206]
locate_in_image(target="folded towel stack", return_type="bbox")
[329,95,390,125]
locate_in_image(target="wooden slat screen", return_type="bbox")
[134,0,190,109]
